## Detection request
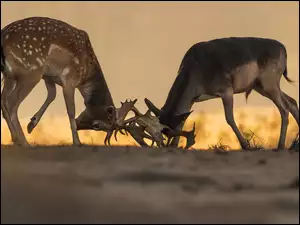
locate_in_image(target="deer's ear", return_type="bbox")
[106,105,115,114]
[144,98,161,117]
[172,111,193,128]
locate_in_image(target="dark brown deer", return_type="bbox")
[145,37,299,150]
[1,17,132,147]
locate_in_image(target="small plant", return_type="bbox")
[244,129,265,150]
[208,138,230,152]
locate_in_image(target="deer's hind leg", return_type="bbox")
[1,77,19,144]
[221,87,250,150]
[5,75,41,147]
[254,83,289,150]
[281,91,299,126]
[27,78,56,134]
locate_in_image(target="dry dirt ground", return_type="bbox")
[1,145,299,224]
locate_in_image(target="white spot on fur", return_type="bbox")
[28,50,33,55]
[17,44,21,48]
[62,67,70,76]
[33,37,37,41]
[36,58,43,66]
[41,37,46,41]
[25,35,29,39]
[30,65,38,71]
[38,27,41,31]
[11,51,27,68]
[5,34,9,39]
[73,57,80,64]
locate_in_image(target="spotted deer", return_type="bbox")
[145,37,299,150]
[1,17,124,147]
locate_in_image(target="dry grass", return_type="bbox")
[1,108,299,150]
[244,130,265,151]
[208,138,230,152]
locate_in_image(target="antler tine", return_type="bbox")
[129,98,138,104]
[121,105,143,125]
[104,130,114,146]
[162,122,197,149]
[184,122,197,149]
[114,127,128,142]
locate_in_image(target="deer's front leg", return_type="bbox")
[27,78,56,134]
[63,85,81,146]
[221,89,249,150]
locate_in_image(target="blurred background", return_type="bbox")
[1,1,299,148]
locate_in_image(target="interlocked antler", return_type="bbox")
[92,99,138,146]
[93,98,197,149]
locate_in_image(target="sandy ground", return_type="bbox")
[1,145,299,224]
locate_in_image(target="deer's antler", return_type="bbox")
[164,122,197,149]
[93,98,197,149]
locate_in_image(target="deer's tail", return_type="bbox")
[283,66,294,84]
[1,44,5,73]
[282,45,294,84]
[1,44,4,88]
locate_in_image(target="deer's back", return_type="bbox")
[1,17,96,83]
[182,37,286,74]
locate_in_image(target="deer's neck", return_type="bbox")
[79,62,114,118]
[159,71,195,129]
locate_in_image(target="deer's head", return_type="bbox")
[144,98,193,130]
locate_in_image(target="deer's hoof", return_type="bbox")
[74,142,82,147]
[15,141,31,148]
[27,117,38,134]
